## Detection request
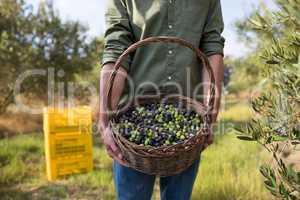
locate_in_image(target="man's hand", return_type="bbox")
[99,63,128,165]
[202,54,224,149]
[203,106,221,149]
[203,126,214,150]
[100,125,128,166]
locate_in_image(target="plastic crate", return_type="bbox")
[43,106,93,181]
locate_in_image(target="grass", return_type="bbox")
[219,103,253,123]
[0,103,273,200]
[0,134,115,200]
[192,134,270,200]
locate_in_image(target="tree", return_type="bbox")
[0,0,102,114]
[225,54,263,95]
[228,1,281,96]
[237,0,300,199]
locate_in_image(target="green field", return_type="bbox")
[0,104,272,200]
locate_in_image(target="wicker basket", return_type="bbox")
[106,37,215,176]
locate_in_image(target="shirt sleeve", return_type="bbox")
[102,0,134,72]
[200,0,225,57]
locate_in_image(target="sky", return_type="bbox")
[26,0,274,57]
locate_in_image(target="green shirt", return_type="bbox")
[102,0,225,103]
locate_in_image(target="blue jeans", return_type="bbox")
[113,157,200,200]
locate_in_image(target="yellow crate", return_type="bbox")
[43,106,93,181]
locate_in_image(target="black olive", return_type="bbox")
[165,112,173,121]
[117,102,202,147]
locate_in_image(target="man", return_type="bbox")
[99,0,225,199]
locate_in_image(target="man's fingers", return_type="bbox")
[106,146,128,167]
[107,141,123,160]
[207,134,214,145]
[203,131,214,150]
[106,147,115,159]
[109,141,119,155]
[115,157,129,167]
[103,128,123,160]
[101,127,126,165]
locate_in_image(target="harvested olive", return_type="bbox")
[116,102,203,147]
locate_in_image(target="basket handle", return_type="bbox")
[106,36,216,120]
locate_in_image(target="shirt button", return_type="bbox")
[168,50,173,55]
[168,25,173,29]
[168,76,172,80]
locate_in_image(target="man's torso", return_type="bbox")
[123,0,212,98]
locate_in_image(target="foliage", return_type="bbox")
[225,54,264,94]
[237,0,300,199]
[225,2,272,95]
[0,0,102,114]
